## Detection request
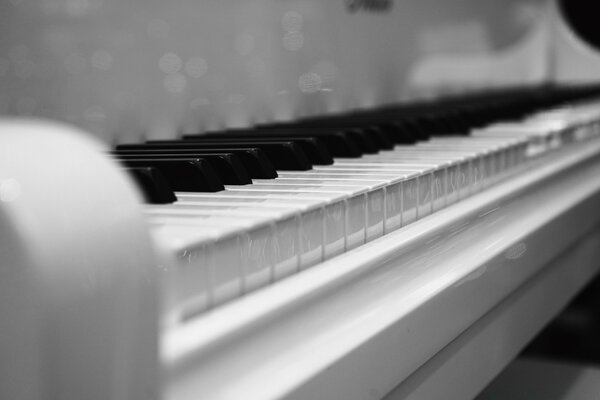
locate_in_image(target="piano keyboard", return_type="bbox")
[109,87,600,322]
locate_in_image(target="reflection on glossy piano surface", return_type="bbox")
[2,0,600,399]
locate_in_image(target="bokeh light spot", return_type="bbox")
[298,72,322,93]
[283,32,304,51]
[159,52,182,75]
[282,11,303,32]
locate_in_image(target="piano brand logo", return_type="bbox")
[346,0,393,13]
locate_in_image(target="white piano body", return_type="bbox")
[2,0,600,399]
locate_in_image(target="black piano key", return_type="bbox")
[362,126,395,150]
[117,158,224,192]
[350,129,380,153]
[253,128,363,157]
[397,119,430,141]
[291,119,394,150]
[115,153,251,185]
[201,128,363,158]
[289,127,379,154]
[114,147,277,179]
[183,135,333,165]
[378,121,418,144]
[124,167,177,204]
[123,141,313,171]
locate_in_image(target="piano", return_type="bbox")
[2,0,600,399]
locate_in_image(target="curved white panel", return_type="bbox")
[0,120,159,400]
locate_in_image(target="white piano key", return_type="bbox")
[327,160,443,218]
[359,153,458,210]
[276,171,417,233]
[151,226,211,319]
[149,214,275,307]
[253,178,388,242]
[150,221,246,312]
[173,193,326,269]
[413,144,493,189]
[474,122,560,158]
[313,165,430,222]
[147,204,301,281]
[471,127,547,166]
[372,152,466,205]
[412,142,509,190]
[450,136,529,170]
[222,186,358,260]
[287,168,419,228]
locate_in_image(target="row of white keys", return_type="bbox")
[148,204,300,286]
[419,137,527,186]
[250,179,387,243]
[149,213,272,318]
[472,103,600,157]
[274,170,420,233]
[223,185,364,257]
[310,165,430,213]
[332,148,478,208]
[173,193,330,269]
[150,102,600,318]
[151,166,431,315]
[337,136,519,201]
[151,193,336,313]
[152,185,372,314]
[469,102,600,183]
[314,162,440,219]
[355,152,469,205]
[530,102,600,143]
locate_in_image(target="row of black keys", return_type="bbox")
[112,86,600,204]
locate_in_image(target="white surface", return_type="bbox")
[385,226,600,400]
[0,119,159,400]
